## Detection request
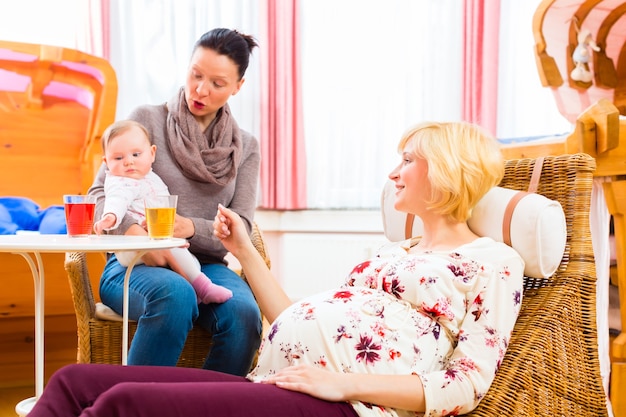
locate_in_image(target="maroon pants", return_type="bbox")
[28,364,359,417]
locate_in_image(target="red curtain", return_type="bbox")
[462,0,500,135]
[82,0,110,59]
[99,0,111,60]
[259,0,307,209]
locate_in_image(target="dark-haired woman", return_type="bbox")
[87,28,261,375]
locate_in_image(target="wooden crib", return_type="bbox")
[500,98,626,415]
[509,1,626,413]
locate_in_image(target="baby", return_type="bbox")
[93,119,232,304]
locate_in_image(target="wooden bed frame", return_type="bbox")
[0,40,117,385]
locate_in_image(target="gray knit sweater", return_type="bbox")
[89,103,261,265]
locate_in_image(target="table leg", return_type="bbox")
[13,252,44,416]
[121,250,148,365]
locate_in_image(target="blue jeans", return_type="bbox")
[99,255,262,376]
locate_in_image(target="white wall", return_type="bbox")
[237,210,388,301]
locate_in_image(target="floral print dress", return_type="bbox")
[247,237,524,417]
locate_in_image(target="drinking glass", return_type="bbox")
[64,195,96,237]
[145,195,177,239]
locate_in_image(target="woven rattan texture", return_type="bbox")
[64,222,270,369]
[466,153,607,416]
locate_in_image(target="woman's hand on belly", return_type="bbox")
[262,364,348,402]
[263,363,426,412]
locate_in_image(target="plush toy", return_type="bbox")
[570,28,601,83]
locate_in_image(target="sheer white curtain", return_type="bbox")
[300,0,463,208]
[108,0,262,137]
[496,0,572,139]
[300,0,574,209]
[0,0,105,55]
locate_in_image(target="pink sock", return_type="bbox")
[191,274,233,304]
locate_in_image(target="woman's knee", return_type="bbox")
[142,280,198,329]
[91,383,150,416]
[47,363,88,387]
[102,262,199,321]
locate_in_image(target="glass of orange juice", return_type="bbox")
[145,195,177,239]
[64,194,97,237]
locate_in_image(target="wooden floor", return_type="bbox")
[0,385,32,417]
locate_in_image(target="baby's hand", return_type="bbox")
[93,213,116,235]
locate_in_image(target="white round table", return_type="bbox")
[0,234,187,416]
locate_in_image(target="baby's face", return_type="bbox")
[104,126,156,180]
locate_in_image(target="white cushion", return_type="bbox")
[95,302,136,322]
[381,181,567,278]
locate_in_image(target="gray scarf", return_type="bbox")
[165,87,242,185]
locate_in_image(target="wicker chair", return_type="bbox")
[64,222,270,368]
[465,153,608,416]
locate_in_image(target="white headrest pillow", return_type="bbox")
[381,181,567,278]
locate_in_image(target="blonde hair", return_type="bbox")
[397,121,504,222]
[101,120,150,152]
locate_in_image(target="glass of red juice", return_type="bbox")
[64,195,96,237]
